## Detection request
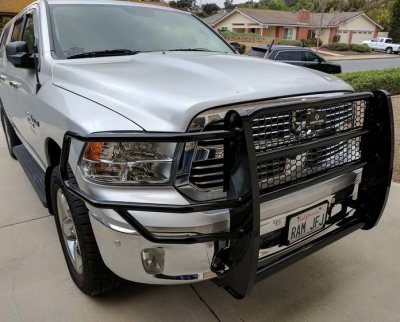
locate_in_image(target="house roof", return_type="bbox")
[238,8,300,26]
[0,0,34,15]
[205,8,383,30]
[310,12,362,27]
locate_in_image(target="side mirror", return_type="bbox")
[6,41,35,69]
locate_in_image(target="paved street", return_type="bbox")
[330,57,400,72]
[1,129,400,321]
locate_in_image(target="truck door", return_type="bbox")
[378,38,385,50]
[0,25,12,114]
[3,8,46,168]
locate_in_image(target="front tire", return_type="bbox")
[1,107,21,159]
[386,47,393,54]
[51,166,121,295]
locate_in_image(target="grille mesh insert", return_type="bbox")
[189,99,367,192]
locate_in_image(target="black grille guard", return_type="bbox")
[60,91,393,298]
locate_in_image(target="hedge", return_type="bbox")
[337,68,400,95]
[220,31,264,40]
[326,43,350,51]
[301,38,323,47]
[278,39,303,46]
[350,44,371,53]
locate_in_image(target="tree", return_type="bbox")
[201,3,221,16]
[0,18,5,34]
[389,0,400,42]
[224,0,235,10]
[266,0,289,10]
[169,0,197,11]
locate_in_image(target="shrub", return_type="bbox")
[337,68,400,95]
[278,39,302,47]
[326,43,350,51]
[238,44,246,54]
[220,31,264,40]
[301,38,323,47]
[350,44,372,53]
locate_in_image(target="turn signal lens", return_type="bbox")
[79,142,174,185]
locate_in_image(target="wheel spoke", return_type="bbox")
[56,188,83,274]
[62,217,75,239]
[74,242,83,271]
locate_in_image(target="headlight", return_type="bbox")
[79,141,173,185]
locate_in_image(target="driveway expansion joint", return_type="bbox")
[0,215,52,229]
[190,285,221,321]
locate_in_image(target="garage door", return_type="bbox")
[337,31,349,44]
[351,31,374,44]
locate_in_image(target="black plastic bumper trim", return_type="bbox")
[256,218,365,282]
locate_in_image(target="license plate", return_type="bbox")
[287,203,328,244]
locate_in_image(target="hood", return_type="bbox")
[52,52,352,132]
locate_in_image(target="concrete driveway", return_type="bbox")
[1,131,400,322]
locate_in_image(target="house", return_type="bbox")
[204,8,383,45]
[0,0,34,21]
[0,0,168,22]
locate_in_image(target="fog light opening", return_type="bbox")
[141,248,165,274]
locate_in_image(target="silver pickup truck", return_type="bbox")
[0,0,394,298]
[362,37,400,54]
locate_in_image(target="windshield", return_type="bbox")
[49,4,233,59]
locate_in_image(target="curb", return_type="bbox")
[322,55,400,61]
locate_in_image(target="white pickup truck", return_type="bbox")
[362,37,400,54]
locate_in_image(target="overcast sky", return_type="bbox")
[198,0,243,7]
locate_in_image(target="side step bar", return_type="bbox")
[13,145,47,207]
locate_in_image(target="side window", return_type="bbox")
[304,51,319,62]
[0,25,11,61]
[249,49,266,58]
[22,15,35,53]
[385,39,392,43]
[11,19,24,42]
[275,51,302,61]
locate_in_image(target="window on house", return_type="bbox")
[283,28,294,40]
[220,26,229,32]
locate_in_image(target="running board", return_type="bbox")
[13,145,47,207]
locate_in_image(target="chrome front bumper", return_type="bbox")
[88,169,361,284]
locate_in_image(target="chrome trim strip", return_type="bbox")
[89,211,138,235]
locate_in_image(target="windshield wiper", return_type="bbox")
[166,48,226,53]
[67,49,141,59]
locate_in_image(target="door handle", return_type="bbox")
[0,75,7,81]
[9,81,22,89]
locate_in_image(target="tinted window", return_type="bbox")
[275,50,303,61]
[385,39,392,43]
[49,4,233,59]
[11,19,23,42]
[248,49,266,58]
[22,15,35,53]
[304,51,319,62]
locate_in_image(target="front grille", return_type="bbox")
[189,121,225,190]
[258,137,362,190]
[188,98,367,192]
[255,99,367,191]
